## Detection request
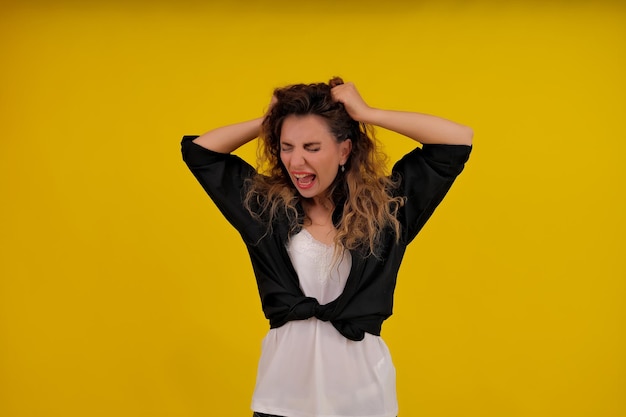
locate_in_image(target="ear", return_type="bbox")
[340,139,352,165]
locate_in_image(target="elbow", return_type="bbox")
[459,125,473,146]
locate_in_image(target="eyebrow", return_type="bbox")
[280,140,321,147]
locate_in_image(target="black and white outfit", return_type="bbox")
[182,136,471,417]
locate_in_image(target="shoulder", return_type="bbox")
[393,144,472,179]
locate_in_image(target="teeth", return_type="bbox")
[294,173,313,178]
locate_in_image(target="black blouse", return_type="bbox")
[182,136,471,341]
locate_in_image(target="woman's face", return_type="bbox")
[279,114,351,201]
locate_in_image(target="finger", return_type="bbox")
[330,88,343,102]
[331,84,350,98]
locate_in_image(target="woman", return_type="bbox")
[181,78,472,417]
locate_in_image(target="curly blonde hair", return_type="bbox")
[244,77,404,258]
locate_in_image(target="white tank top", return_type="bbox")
[251,228,398,417]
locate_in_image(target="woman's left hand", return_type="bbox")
[330,82,373,122]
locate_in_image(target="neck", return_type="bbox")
[303,197,334,227]
[306,195,333,210]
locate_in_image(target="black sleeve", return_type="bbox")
[392,144,472,244]
[181,135,264,244]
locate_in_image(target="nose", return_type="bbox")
[291,148,306,167]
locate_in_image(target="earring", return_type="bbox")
[341,165,345,173]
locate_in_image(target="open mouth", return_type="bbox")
[293,173,316,189]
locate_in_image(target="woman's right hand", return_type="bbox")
[268,94,278,112]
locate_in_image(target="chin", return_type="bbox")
[295,187,319,199]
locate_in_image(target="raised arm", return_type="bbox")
[192,96,277,154]
[192,117,263,154]
[331,82,473,146]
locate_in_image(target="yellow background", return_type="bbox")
[1,1,624,416]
